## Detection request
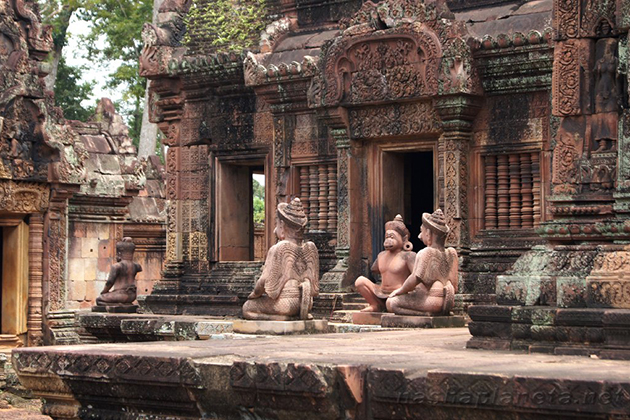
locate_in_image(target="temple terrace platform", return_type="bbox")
[13,328,630,419]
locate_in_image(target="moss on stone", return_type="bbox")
[184,0,269,53]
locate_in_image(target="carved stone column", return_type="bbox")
[43,186,78,345]
[320,128,351,292]
[434,95,481,249]
[27,213,44,346]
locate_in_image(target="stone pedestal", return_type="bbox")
[352,312,385,325]
[381,314,466,329]
[92,304,138,314]
[232,319,328,335]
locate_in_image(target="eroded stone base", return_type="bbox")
[381,314,466,328]
[232,319,328,335]
[468,305,630,359]
[92,304,138,313]
[13,329,630,420]
[351,311,385,325]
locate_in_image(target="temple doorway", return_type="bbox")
[375,149,435,260]
[217,161,266,262]
[0,218,29,346]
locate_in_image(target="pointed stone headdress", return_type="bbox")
[277,197,308,229]
[422,208,449,235]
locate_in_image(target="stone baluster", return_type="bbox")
[318,165,328,230]
[299,166,310,225]
[531,152,541,226]
[27,213,44,346]
[497,154,510,229]
[509,154,521,229]
[328,164,337,231]
[484,155,497,230]
[521,153,534,228]
[308,166,319,232]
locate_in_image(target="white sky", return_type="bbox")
[64,15,124,106]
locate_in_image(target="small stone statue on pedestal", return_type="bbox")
[355,215,416,312]
[242,198,319,320]
[93,237,142,312]
[386,209,458,315]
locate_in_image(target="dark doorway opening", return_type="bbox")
[377,150,434,261]
[404,152,434,252]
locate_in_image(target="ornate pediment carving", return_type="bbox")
[0,180,49,213]
[309,0,481,109]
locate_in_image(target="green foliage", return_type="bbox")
[40,0,153,146]
[253,178,265,226]
[77,0,152,145]
[39,0,82,49]
[54,57,95,121]
[184,0,269,52]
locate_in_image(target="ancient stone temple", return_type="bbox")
[0,1,166,348]
[0,0,85,347]
[139,0,554,315]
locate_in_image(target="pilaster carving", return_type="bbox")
[552,40,584,116]
[27,214,44,346]
[435,95,481,248]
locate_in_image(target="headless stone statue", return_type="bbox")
[95,237,142,307]
[355,215,416,312]
[386,209,458,315]
[242,198,319,320]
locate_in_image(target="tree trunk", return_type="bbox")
[137,0,164,159]
[44,44,63,92]
[42,4,75,92]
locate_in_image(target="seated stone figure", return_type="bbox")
[242,198,319,320]
[355,215,416,312]
[386,209,458,315]
[96,237,142,306]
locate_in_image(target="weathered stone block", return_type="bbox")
[84,259,97,281]
[497,275,555,306]
[468,321,512,338]
[586,278,630,309]
[556,276,587,307]
[81,238,99,259]
[68,258,85,281]
[468,305,513,322]
[69,281,86,301]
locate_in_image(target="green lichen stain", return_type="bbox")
[184,0,270,53]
